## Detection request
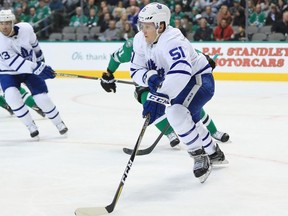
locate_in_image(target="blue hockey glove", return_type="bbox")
[36,50,45,63]
[148,74,163,92]
[142,92,169,125]
[143,70,163,92]
[33,62,55,79]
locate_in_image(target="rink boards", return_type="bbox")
[41,42,288,82]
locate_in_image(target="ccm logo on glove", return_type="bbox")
[147,93,169,105]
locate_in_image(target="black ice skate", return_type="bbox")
[209,144,229,165]
[188,148,211,183]
[1,103,13,115]
[167,132,180,147]
[27,122,39,138]
[56,121,68,135]
[212,131,230,143]
[32,105,45,117]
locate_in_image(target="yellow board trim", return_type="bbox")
[56,70,288,82]
[213,72,288,82]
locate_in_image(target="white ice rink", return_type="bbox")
[0,78,287,216]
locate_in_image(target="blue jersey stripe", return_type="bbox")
[15,59,26,71]
[9,54,20,67]
[186,134,199,146]
[130,68,141,78]
[46,106,56,114]
[195,64,211,75]
[203,140,212,148]
[170,60,191,70]
[32,42,39,48]
[18,110,29,118]
[167,70,191,76]
[179,124,196,137]
[49,112,59,120]
[0,69,16,73]
[13,104,25,112]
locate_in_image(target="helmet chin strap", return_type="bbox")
[150,25,162,45]
[153,31,161,43]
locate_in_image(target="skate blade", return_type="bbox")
[211,159,229,165]
[31,135,40,141]
[213,139,232,144]
[199,166,212,183]
[61,133,68,138]
[171,145,182,150]
[59,128,68,136]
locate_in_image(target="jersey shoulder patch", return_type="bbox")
[125,39,133,48]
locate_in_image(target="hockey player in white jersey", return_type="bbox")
[0,10,68,138]
[131,3,226,183]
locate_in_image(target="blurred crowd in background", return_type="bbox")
[0,0,288,41]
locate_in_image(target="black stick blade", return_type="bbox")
[122,147,133,155]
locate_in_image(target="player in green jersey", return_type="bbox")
[0,86,45,117]
[100,38,229,144]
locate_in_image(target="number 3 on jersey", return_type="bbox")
[169,47,186,60]
[0,51,10,60]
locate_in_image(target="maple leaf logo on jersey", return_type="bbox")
[146,59,156,71]
[20,47,33,61]
[146,59,165,78]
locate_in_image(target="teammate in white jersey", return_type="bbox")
[131,3,226,182]
[0,10,68,138]
[1,85,45,117]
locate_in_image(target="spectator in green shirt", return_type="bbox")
[86,8,99,29]
[26,7,39,26]
[15,7,27,23]
[83,0,99,17]
[36,0,51,21]
[69,6,89,27]
[170,4,185,27]
[36,0,52,39]
[249,3,266,28]
[28,0,39,9]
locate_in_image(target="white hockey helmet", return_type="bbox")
[138,3,170,29]
[0,10,16,22]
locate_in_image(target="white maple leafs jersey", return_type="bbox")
[130,26,211,100]
[0,22,41,75]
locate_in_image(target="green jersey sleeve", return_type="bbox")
[107,38,134,73]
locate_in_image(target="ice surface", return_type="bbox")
[0,79,287,216]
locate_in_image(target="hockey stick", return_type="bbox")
[75,116,150,216]
[122,123,170,156]
[56,73,135,85]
